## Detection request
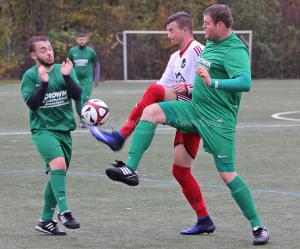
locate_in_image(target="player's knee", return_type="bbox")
[142,105,156,119]
[141,104,163,121]
[173,144,194,166]
[48,157,67,171]
[219,172,237,184]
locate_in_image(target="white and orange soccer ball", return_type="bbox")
[81,99,109,126]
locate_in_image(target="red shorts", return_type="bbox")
[174,131,201,159]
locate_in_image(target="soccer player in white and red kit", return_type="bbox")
[91,12,215,234]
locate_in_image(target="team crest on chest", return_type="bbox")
[181,58,186,68]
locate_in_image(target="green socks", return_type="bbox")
[126,120,157,170]
[41,181,57,221]
[50,169,69,213]
[227,175,262,228]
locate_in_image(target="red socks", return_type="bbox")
[172,164,208,218]
[120,84,165,138]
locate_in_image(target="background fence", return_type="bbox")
[0,0,299,80]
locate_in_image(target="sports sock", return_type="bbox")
[41,181,57,221]
[227,175,262,228]
[172,164,208,218]
[120,84,164,138]
[126,120,156,170]
[50,169,69,213]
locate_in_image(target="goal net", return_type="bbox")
[115,30,252,82]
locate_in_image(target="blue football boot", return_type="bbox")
[180,216,216,235]
[89,126,125,151]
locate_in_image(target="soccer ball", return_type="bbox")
[81,99,109,126]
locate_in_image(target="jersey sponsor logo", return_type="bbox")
[197,57,211,70]
[217,154,228,159]
[181,58,186,68]
[75,58,88,66]
[41,90,69,108]
[175,72,186,83]
[44,90,67,101]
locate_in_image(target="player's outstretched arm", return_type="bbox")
[196,67,251,92]
[210,72,251,92]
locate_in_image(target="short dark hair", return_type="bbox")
[28,36,49,52]
[203,4,233,28]
[166,11,193,33]
[76,32,86,38]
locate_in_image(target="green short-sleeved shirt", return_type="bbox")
[192,33,250,128]
[67,46,97,82]
[159,33,250,164]
[21,64,79,131]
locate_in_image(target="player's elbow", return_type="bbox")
[243,76,251,92]
[239,74,251,92]
[26,98,39,111]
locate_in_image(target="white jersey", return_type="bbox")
[156,40,204,101]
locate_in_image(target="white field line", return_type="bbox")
[272,111,300,122]
[1,122,300,136]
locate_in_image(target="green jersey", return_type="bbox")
[67,46,97,81]
[21,64,79,131]
[192,33,251,129]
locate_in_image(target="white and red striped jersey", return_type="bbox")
[156,40,204,101]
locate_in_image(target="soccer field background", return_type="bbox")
[0,80,299,249]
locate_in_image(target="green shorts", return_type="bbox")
[158,101,236,171]
[31,130,72,173]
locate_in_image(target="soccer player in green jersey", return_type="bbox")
[67,32,100,128]
[21,36,82,235]
[104,4,270,245]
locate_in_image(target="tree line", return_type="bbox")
[0,0,299,80]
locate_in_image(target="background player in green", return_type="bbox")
[67,32,100,128]
[21,36,82,235]
[104,4,270,245]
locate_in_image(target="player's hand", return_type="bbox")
[173,83,187,94]
[38,65,49,82]
[61,58,73,76]
[196,66,211,87]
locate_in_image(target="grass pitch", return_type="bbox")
[0,80,299,249]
